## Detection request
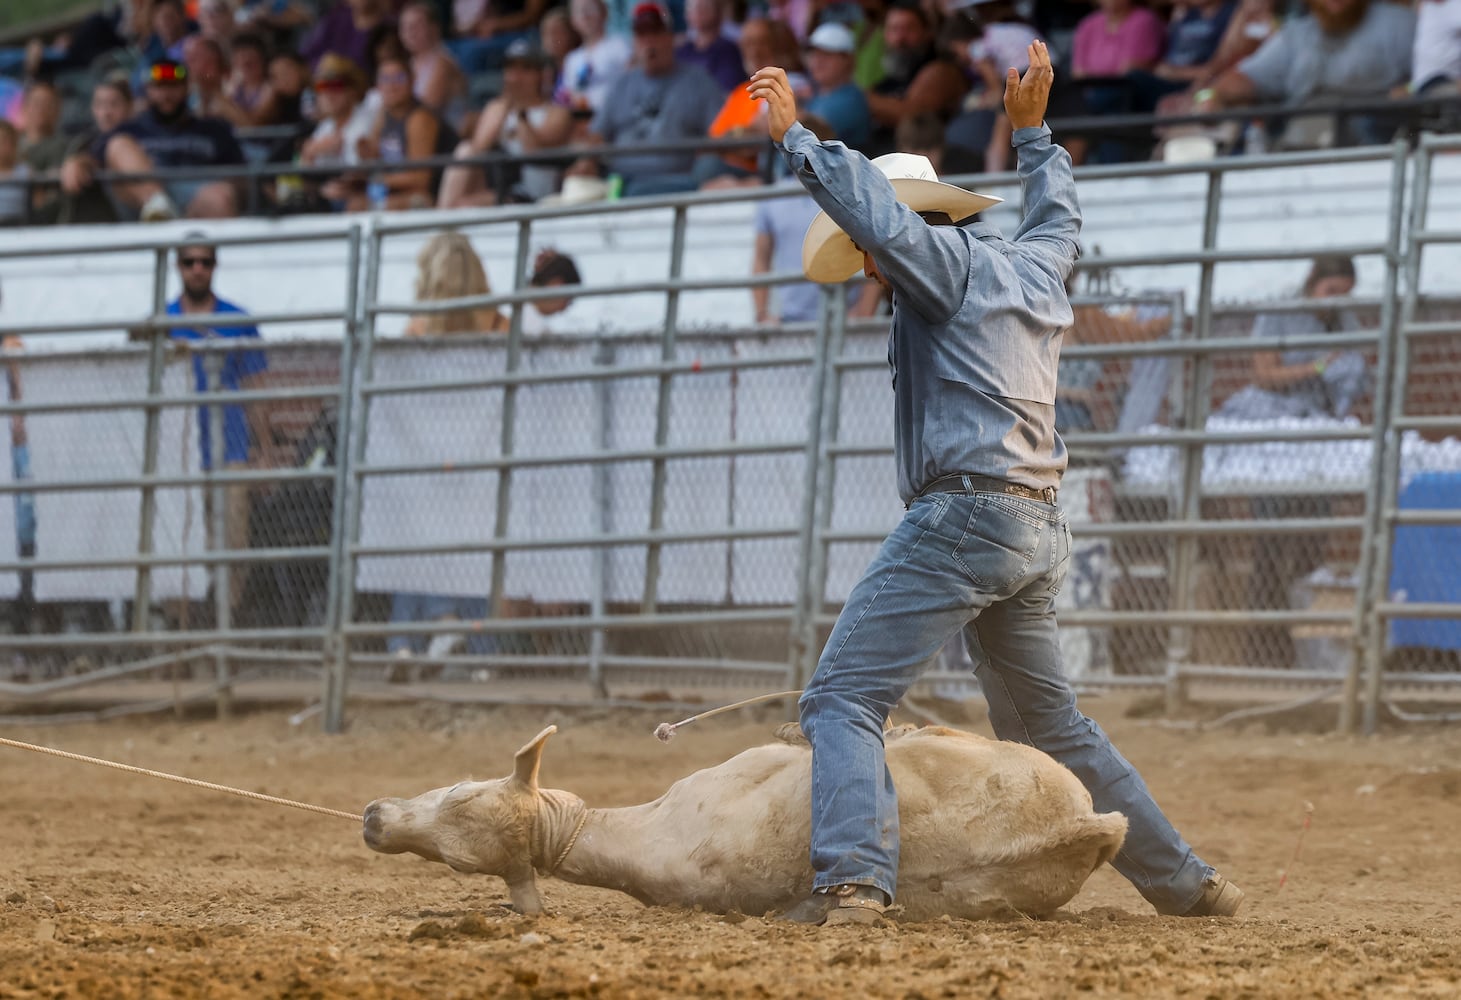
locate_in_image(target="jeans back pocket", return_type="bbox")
[953,497,1042,592]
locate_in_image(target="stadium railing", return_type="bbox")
[1,93,1455,225]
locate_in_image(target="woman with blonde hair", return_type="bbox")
[405,231,511,335]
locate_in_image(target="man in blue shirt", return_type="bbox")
[168,232,269,556]
[803,22,871,150]
[749,43,1243,926]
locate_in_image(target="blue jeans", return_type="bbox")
[621,172,701,197]
[799,490,1212,913]
[388,592,491,654]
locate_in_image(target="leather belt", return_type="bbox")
[912,473,1057,507]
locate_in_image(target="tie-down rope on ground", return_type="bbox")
[0,689,806,822]
[0,689,806,824]
[0,736,361,822]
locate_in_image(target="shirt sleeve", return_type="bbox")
[211,121,246,166]
[235,325,268,378]
[695,70,727,133]
[1250,311,1288,340]
[1129,8,1167,66]
[1237,25,1295,100]
[777,121,971,324]
[589,79,619,140]
[90,126,121,163]
[1010,125,1082,283]
[753,198,774,237]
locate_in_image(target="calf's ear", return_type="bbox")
[511,725,558,790]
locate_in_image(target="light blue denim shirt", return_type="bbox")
[777,121,1082,502]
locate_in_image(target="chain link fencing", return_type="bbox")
[1,142,1460,734]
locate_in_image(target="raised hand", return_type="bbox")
[747,66,798,144]
[1004,40,1055,131]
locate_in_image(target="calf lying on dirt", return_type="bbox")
[363,724,1126,921]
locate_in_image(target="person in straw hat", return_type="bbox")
[748,42,1243,927]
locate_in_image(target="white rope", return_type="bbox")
[546,811,588,876]
[0,736,360,822]
[653,690,801,742]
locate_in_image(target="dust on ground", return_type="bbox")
[2,693,1459,999]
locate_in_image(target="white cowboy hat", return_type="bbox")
[540,175,610,206]
[801,152,1002,283]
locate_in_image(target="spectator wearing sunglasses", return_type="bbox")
[300,54,378,209]
[94,58,246,219]
[167,233,271,566]
[355,50,460,210]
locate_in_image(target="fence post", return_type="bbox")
[1360,142,1432,735]
[641,206,688,613]
[1164,167,1223,715]
[1341,139,1410,734]
[321,224,363,731]
[797,288,848,689]
[790,289,834,689]
[132,249,170,638]
[488,220,534,627]
[324,224,380,734]
[588,335,615,700]
[724,337,740,605]
[205,348,231,718]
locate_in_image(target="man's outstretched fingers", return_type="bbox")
[748,65,798,142]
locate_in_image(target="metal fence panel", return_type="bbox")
[4,144,1461,735]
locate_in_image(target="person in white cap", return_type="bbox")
[802,21,870,149]
[748,42,1244,926]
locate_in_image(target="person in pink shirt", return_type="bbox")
[1072,0,1167,78]
[1069,0,1167,162]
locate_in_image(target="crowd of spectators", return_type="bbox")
[0,0,1457,224]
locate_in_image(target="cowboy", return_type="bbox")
[748,44,1244,926]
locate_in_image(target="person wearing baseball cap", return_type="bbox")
[438,38,574,207]
[562,0,724,196]
[748,44,1244,927]
[630,0,673,33]
[299,53,375,187]
[91,56,245,219]
[802,21,870,148]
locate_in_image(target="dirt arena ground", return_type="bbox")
[2,692,1459,999]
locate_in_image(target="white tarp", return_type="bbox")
[22,353,207,602]
[16,341,1461,609]
[1122,416,1461,494]
[0,366,19,598]
[353,338,819,603]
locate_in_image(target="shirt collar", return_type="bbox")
[962,219,1003,242]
